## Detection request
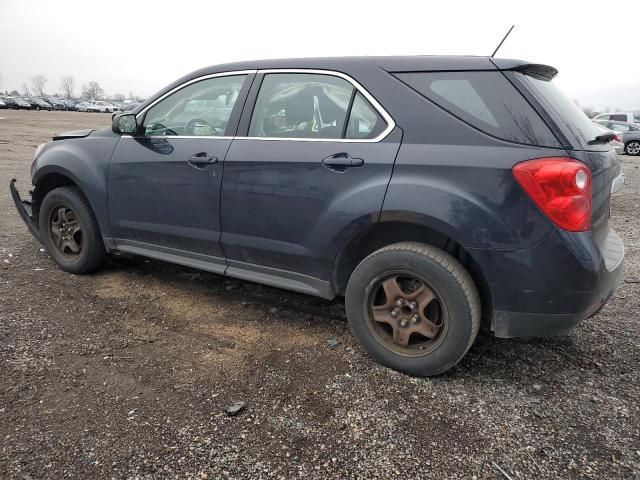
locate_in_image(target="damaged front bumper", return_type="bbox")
[9,179,41,243]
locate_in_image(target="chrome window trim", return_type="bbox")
[123,68,396,143]
[135,69,257,122]
[242,68,395,143]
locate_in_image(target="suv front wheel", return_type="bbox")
[345,242,480,376]
[39,186,107,274]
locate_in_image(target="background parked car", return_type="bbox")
[592,121,624,155]
[596,120,640,156]
[592,112,640,124]
[24,98,52,111]
[4,97,32,109]
[0,98,6,109]
[75,101,100,112]
[93,101,118,113]
[63,99,82,111]
[47,98,66,110]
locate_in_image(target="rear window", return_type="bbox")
[523,74,603,150]
[394,71,560,147]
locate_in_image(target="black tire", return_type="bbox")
[624,140,640,156]
[39,186,106,274]
[345,242,480,376]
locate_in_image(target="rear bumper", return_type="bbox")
[470,227,624,338]
[10,179,41,243]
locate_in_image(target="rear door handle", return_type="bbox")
[322,153,364,170]
[187,152,218,168]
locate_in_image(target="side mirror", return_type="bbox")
[112,113,138,135]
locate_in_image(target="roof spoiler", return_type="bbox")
[489,59,558,80]
[511,64,558,80]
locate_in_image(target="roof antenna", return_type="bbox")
[491,25,515,58]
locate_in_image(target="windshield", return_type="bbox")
[523,74,602,150]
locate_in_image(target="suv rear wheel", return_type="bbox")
[345,242,480,376]
[39,186,106,274]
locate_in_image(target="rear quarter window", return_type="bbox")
[394,71,561,147]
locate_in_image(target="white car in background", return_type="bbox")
[592,112,640,125]
[76,101,100,113]
[93,101,118,113]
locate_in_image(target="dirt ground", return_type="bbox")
[0,110,638,479]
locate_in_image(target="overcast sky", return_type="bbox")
[1,0,639,110]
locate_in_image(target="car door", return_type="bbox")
[108,72,253,271]
[220,71,401,295]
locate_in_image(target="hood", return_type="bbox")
[52,129,94,141]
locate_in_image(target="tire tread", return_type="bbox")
[351,241,481,374]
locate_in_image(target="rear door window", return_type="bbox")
[345,92,387,140]
[394,71,560,147]
[249,73,353,139]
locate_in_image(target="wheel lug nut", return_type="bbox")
[391,310,398,317]
[395,299,403,307]
[399,320,407,327]
[410,302,417,309]
[411,315,419,324]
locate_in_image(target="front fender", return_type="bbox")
[33,136,119,239]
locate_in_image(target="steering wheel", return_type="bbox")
[184,118,218,136]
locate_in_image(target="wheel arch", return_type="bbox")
[32,166,110,247]
[32,167,82,220]
[332,218,493,324]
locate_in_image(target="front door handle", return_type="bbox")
[322,152,364,171]
[188,152,218,168]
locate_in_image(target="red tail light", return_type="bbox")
[613,133,622,143]
[512,157,592,232]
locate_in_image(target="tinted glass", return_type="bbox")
[249,73,353,139]
[610,114,627,122]
[610,122,630,132]
[524,74,603,149]
[143,75,246,136]
[345,92,387,139]
[395,71,559,147]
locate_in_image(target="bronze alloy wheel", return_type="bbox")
[363,271,448,357]
[49,206,83,260]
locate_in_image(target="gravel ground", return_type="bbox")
[1,110,639,479]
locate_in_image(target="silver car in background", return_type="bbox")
[592,121,624,155]
[595,120,640,156]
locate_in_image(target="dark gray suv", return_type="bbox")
[11,56,625,376]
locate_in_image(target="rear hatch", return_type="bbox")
[507,66,620,247]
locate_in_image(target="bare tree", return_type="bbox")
[31,75,48,97]
[60,75,75,99]
[82,81,104,100]
[22,82,31,96]
[112,93,125,102]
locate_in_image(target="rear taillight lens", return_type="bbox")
[613,133,622,143]
[512,157,592,232]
